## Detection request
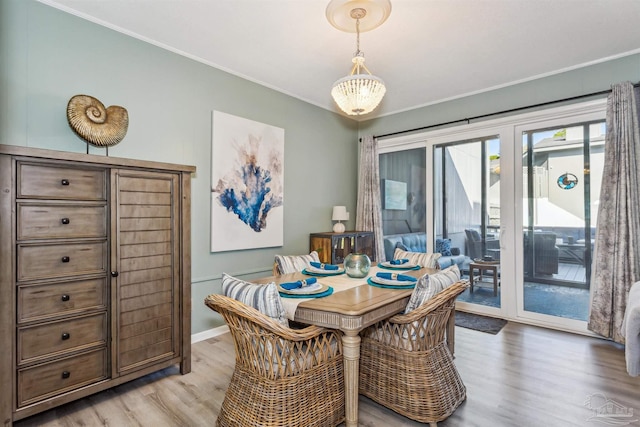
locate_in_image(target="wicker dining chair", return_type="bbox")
[204,294,345,427]
[359,281,469,426]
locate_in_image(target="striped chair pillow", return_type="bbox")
[404,265,460,314]
[393,247,442,269]
[274,251,321,275]
[221,273,288,327]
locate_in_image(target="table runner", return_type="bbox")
[281,266,414,320]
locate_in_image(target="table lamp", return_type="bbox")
[332,206,349,233]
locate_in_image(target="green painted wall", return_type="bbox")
[0,0,358,334]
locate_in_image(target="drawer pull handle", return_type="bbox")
[111,271,119,277]
[61,218,70,225]
[61,332,70,340]
[61,179,70,186]
[61,371,70,379]
[61,256,70,263]
[61,294,70,302]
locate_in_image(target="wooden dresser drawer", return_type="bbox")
[18,348,107,407]
[17,241,107,281]
[18,313,107,364]
[17,203,107,240]
[18,163,105,200]
[18,278,107,323]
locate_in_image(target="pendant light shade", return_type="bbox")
[331,54,386,116]
[327,0,390,116]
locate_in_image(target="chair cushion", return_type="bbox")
[393,247,441,268]
[466,228,481,242]
[404,265,460,314]
[274,251,320,275]
[436,238,452,256]
[222,273,288,327]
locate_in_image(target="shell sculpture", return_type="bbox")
[67,95,129,147]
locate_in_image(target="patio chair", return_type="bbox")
[465,228,500,260]
[524,231,559,275]
[359,281,468,426]
[273,251,321,276]
[205,294,345,427]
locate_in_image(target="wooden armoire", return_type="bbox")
[0,145,195,425]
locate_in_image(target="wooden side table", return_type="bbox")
[469,261,500,296]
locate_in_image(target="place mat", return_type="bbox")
[279,286,334,299]
[377,262,420,271]
[277,282,328,296]
[367,277,416,289]
[302,267,345,276]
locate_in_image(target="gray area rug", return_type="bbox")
[454,311,507,334]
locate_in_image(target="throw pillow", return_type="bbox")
[393,247,441,268]
[274,251,320,275]
[404,265,461,313]
[221,273,288,327]
[435,238,452,256]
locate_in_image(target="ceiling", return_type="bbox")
[38,0,640,121]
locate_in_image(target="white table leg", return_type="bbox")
[342,331,361,427]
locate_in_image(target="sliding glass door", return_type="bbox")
[434,137,501,310]
[378,99,606,333]
[518,121,604,324]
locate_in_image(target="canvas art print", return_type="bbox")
[211,111,284,252]
[384,179,407,210]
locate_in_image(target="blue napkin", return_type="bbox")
[280,277,318,290]
[310,261,339,271]
[390,258,409,265]
[376,272,417,282]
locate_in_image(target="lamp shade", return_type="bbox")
[331,73,386,116]
[332,206,349,221]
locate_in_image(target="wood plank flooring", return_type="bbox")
[15,322,640,427]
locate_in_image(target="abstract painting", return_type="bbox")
[211,111,284,252]
[383,179,407,210]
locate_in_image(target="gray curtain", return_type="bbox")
[588,81,640,343]
[356,135,385,261]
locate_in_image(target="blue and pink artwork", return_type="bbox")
[211,111,284,252]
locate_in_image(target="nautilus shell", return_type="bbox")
[66,95,129,147]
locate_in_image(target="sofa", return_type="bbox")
[383,232,467,269]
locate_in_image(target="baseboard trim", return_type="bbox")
[191,325,229,343]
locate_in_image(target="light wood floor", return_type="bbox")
[15,322,639,427]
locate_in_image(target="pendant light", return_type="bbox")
[327,0,391,116]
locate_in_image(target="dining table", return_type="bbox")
[253,264,439,427]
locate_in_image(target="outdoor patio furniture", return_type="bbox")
[465,228,500,261]
[469,260,500,296]
[205,294,345,427]
[524,232,559,275]
[359,281,468,425]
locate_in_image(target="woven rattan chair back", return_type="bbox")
[359,281,469,426]
[205,294,345,427]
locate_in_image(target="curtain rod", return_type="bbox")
[374,82,640,140]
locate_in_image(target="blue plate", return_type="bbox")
[367,277,416,289]
[279,286,334,298]
[302,268,345,276]
[377,262,420,271]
